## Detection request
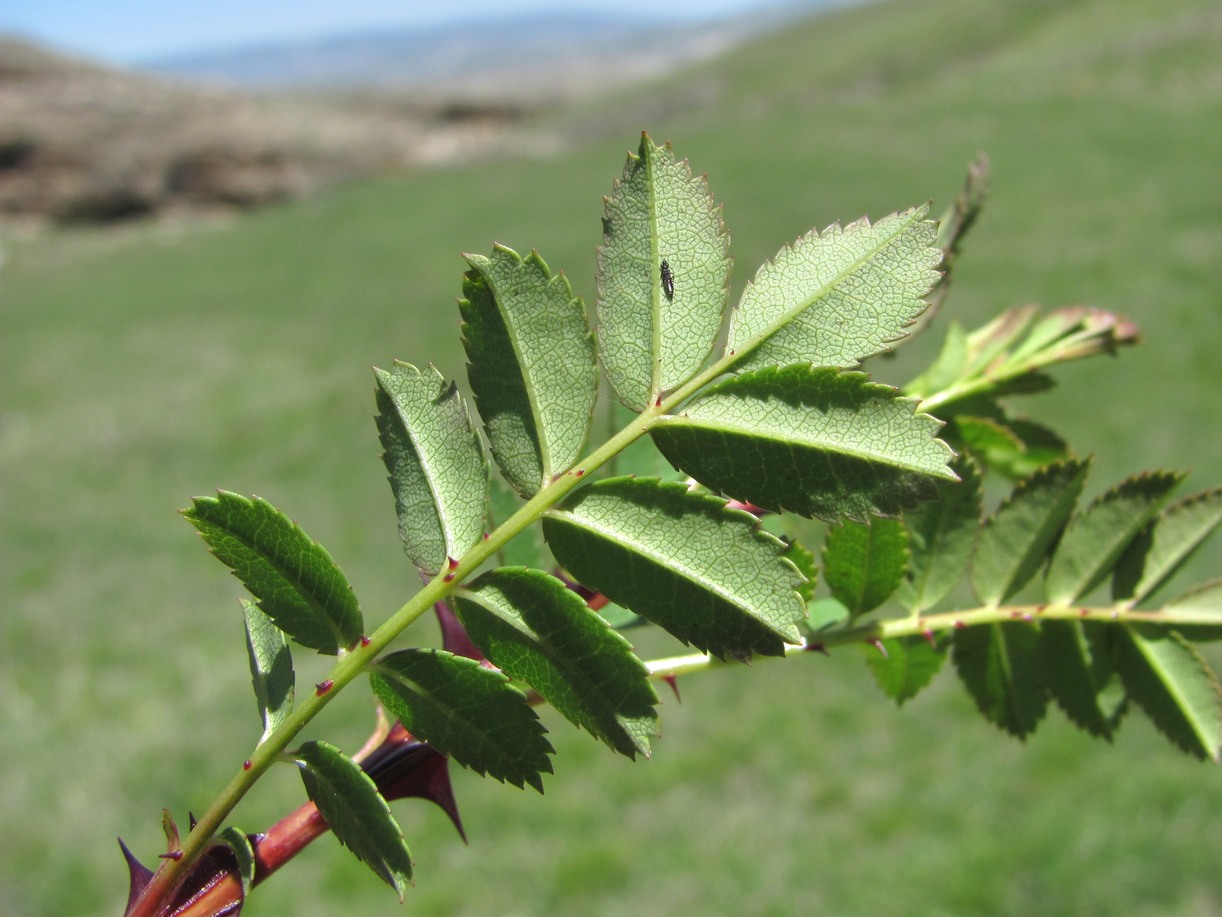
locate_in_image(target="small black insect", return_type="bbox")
[660,259,674,301]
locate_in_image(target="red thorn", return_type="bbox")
[807,642,829,656]
[158,851,184,861]
[868,639,888,658]
[922,628,937,649]
[447,557,460,571]
[243,760,253,771]
[574,468,586,477]
[315,680,334,696]
[655,396,663,407]
[1009,610,1022,619]
[483,532,490,540]
[1080,608,1090,617]
[119,837,154,913]
[443,573,455,582]
[661,673,681,701]
[954,619,966,629]
[360,635,371,647]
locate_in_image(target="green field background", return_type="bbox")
[3,0,1221,913]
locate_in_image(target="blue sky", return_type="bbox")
[0,0,804,64]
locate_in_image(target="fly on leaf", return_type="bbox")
[660,259,674,302]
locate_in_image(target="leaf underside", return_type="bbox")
[242,598,295,744]
[461,245,598,496]
[375,362,489,575]
[726,205,940,372]
[597,132,729,409]
[652,365,956,523]
[543,476,806,661]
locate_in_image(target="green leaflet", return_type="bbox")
[295,740,414,898]
[460,246,598,497]
[822,518,908,618]
[1040,620,1124,740]
[597,133,729,409]
[897,456,982,614]
[1045,471,1183,604]
[952,414,1066,479]
[542,477,806,661]
[726,205,939,372]
[242,599,294,745]
[866,635,946,706]
[374,362,489,575]
[1113,488,1222,605]
[652,365,956,523]
[370,648,553,791]
[1160,580,1222,642]
[926,153,989,316]
[952,621,1047,739]
[870,640,943,709]
[970,459,1090,606]
[217,827,257,896]
[184,491,363,655]
[1115,627,1222,762]
[453,568,660,759]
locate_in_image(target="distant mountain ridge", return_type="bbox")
[0,1,845,224]
[140,4,842,95]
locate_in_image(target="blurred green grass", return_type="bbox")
[2,0,1221,913]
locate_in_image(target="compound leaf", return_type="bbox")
[453,567,660,759]
[460,245,597,496]
[726,205,939,372]
[822,518,908,617]
[651,365,956,523]
[597,133,729,409]
[296,740,413,899]
[242,598,294,744]
[184,492,363,655]
[1045,471,1183,604]
[370,649,553,791]
[953,621,1047,738]
[970,459,1090,606]
[1115,627,1222,761]
[375,362,489,575]
[542,477,806,661]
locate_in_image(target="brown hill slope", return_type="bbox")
[0,37,530,224]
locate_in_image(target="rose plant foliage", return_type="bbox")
[122,135,1222,916]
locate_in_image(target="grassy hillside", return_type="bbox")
[3,0,1220,914]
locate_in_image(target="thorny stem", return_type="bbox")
[645,601,1205,680]
[134,594,1206,915]
[132,398,682,915]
